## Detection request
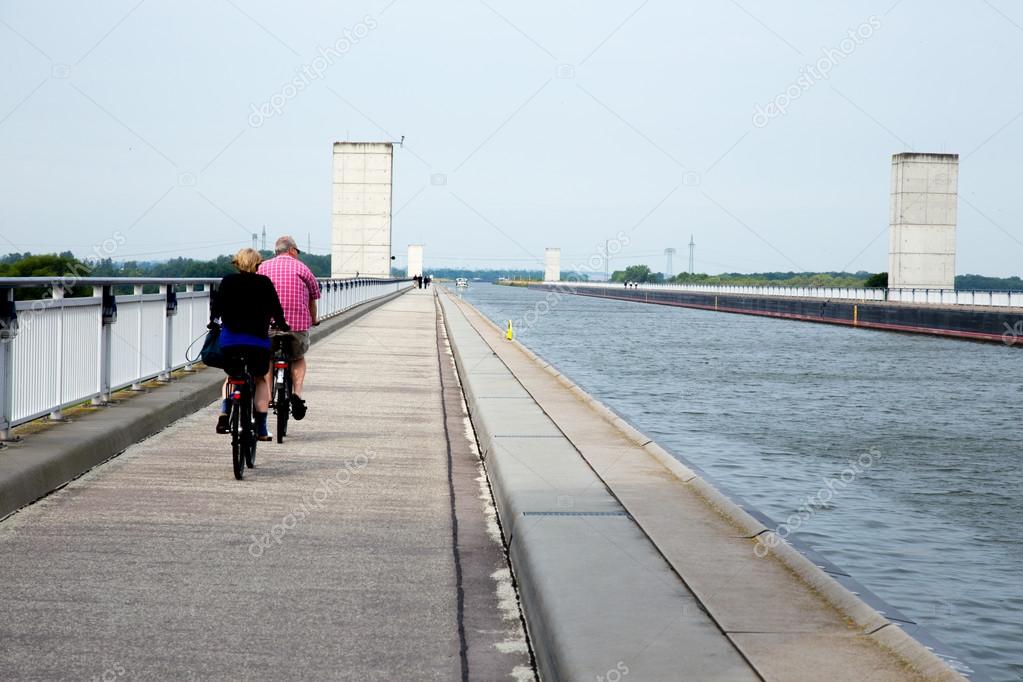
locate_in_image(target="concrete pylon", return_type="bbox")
[888,153,958,289]
[544,248,561,282]
[331,142,394,278]
[407,244,424,278]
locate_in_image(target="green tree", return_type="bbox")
[612,264,657,283]
[863,272,888,288]
[0,252,92,299]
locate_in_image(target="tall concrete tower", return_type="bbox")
[331,142,394,278]
[544,248,561,282]
[407,244,424,278]
[888,153,958,290]
[664,248,676,278]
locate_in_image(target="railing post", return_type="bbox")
[132,284,145,390]
[159,285,177,381]
[94,285,116,405]
[183,284,195,371]
[51,285,65,420]
[0,287,18,441]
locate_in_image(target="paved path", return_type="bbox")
[0,289,531,681]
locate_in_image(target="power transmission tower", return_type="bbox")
[664,248,676,278]
[688,234,695,274]
[307,233,311,254]
[261,226,267,251]
[251,233,258,250]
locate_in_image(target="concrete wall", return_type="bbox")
[535,282,1022,345]
[331,142,393,279]
[889,153,958,290]
[407,244,424,278]
[543,248,560,282]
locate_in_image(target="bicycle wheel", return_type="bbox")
[276,368,289,444]
[243,391,256,468]
[230,402,244,480]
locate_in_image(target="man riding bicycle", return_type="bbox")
[258,235,320,420]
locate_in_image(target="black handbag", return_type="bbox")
[200,324,228,369]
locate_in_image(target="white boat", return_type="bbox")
[455,277,469,288]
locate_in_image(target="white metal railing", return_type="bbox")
[0,276,413,438]
[543,281,1023,308]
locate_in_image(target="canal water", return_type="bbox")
[452,283,1022,682]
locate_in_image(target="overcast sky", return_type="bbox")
[2,1,1022,276]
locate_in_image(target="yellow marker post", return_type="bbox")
[506,320,514,341]
[853,304,858,326]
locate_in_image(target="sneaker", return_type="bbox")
[216,414,229,434]
[291,394,307,421]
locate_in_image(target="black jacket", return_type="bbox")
[210,272,288,338]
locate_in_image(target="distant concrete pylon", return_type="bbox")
[888,152,958,290]
[331,141,394,279]
[544,248,561,282]
[664,248,676,278]
[407,244,424,278]
[688,235,695,274]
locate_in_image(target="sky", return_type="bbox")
[1,0,1022,276]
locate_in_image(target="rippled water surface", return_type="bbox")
[452,283,1023,681]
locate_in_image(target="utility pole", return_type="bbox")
[664,248,676,278]
[688,234,695,274]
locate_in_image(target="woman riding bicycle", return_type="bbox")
[210,248,289,440]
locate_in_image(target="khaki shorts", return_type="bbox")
[270,330,311,360]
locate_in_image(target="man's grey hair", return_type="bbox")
[275,235,298,255]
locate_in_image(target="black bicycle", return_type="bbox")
[226,364,257,479]
[269,334,294,444]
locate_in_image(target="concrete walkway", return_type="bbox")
[0,289,532,681]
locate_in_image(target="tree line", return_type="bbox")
[608,265,1022,290]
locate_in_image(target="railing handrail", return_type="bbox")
[0,277,221,288]
[0,275,416,289]
[540,281,1023,308]
[556,282,1023,294]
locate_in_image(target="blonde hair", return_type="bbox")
[232,248,262,273]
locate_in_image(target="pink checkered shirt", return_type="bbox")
[257,255,320,332]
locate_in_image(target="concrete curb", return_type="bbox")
[0,287,410,521]
[439,293,761,681]
[441,289,968,682]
